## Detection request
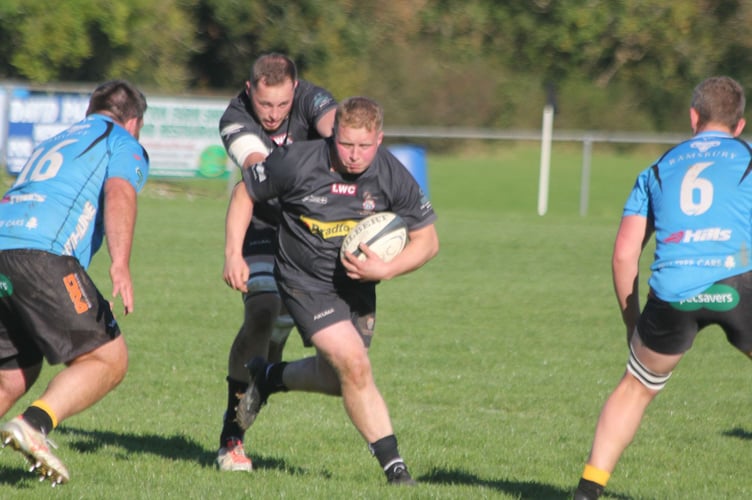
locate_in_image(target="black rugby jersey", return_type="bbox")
[241,138,436,292]
[219,80,336,235]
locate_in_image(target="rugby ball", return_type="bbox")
[341,212,408,262]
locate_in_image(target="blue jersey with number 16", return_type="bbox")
[0,114,149,269]
[623,131,752,301]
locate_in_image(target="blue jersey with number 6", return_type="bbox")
[623,131,752,301]
[0,114,149,268]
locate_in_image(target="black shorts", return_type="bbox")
[0,250,120,367]
[638,272,752,355]
[278,281,376,348]
[242,226,276,257]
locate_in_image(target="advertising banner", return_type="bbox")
[139,96,230,178]
[5,89,89,175]
[2,86,232,178]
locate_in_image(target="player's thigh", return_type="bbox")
[630,331,684,375]
[637,292,699,356]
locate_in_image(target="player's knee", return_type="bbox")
[626,348,671,391]
[244,262,278,298]
[0,363,39,405]
[271,314,294,343]
[337,353,373,389]
[243,292,282,328]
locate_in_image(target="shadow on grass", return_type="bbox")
[722,427,752,440]
[0,463,40,488]
[57,426,217,467]
[420,467,635,499]
[54,426,310,476]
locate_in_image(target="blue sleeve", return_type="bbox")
[106,129,149,192]
[622,168,651,218]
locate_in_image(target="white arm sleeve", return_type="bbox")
[221,125,271,168]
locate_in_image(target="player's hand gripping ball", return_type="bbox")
[341,212,408,263]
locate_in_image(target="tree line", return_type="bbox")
[1,0,751,132]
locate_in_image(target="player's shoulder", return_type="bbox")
[296,79,328,94]
[294,80,336,112]
[220,91,255,124]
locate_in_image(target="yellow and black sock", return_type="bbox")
[22,400,57,435]
[575,464,610,500]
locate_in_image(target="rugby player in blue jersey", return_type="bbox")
[0,80,149,486]
[574,76,751,499]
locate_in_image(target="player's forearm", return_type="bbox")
[613,261,640,334]
[225,182,254,258]
[384,224,439,280]
[104,178,137,268]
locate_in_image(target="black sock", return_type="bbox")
[219,377,248,446]
[369,434,401,469]
[266,362,288,393]
[575,478,605,500]
[22,406,53,436]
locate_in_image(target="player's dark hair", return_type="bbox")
[335,97,384,133]
[691,76,745,130]
[251,53,297,88]
[86,80,147,123]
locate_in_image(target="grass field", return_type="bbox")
[1,142,751,499]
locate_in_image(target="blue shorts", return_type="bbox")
[0,250,120,367]
[638,271,752,355]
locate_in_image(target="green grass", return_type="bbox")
[1,143,751,498]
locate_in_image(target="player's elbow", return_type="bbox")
[423,229,440,261]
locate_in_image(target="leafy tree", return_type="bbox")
[0,0,196,90]
[2,0,752,131]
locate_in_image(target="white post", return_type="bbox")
[579,138,593,216]
[537,104,554,216]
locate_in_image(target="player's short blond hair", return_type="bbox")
[334,97,383,133]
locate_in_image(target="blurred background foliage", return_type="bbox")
[1,0,752,132]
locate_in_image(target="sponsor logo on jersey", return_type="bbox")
[0,218,28,228]
[63,272,92,314]
[63,202,96,255]
[302,194,328,205]
[690,140,721,153]
[663,227,732,243]
[671,283,739,311]
[0,274,13,298]
[331,183,357,196]
[300,215,357,239]
[0,193,46,204]
[312,93,335,112]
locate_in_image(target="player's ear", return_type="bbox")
[123,117,143,139]
[733,118,746,137]
[689,107,700,134]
